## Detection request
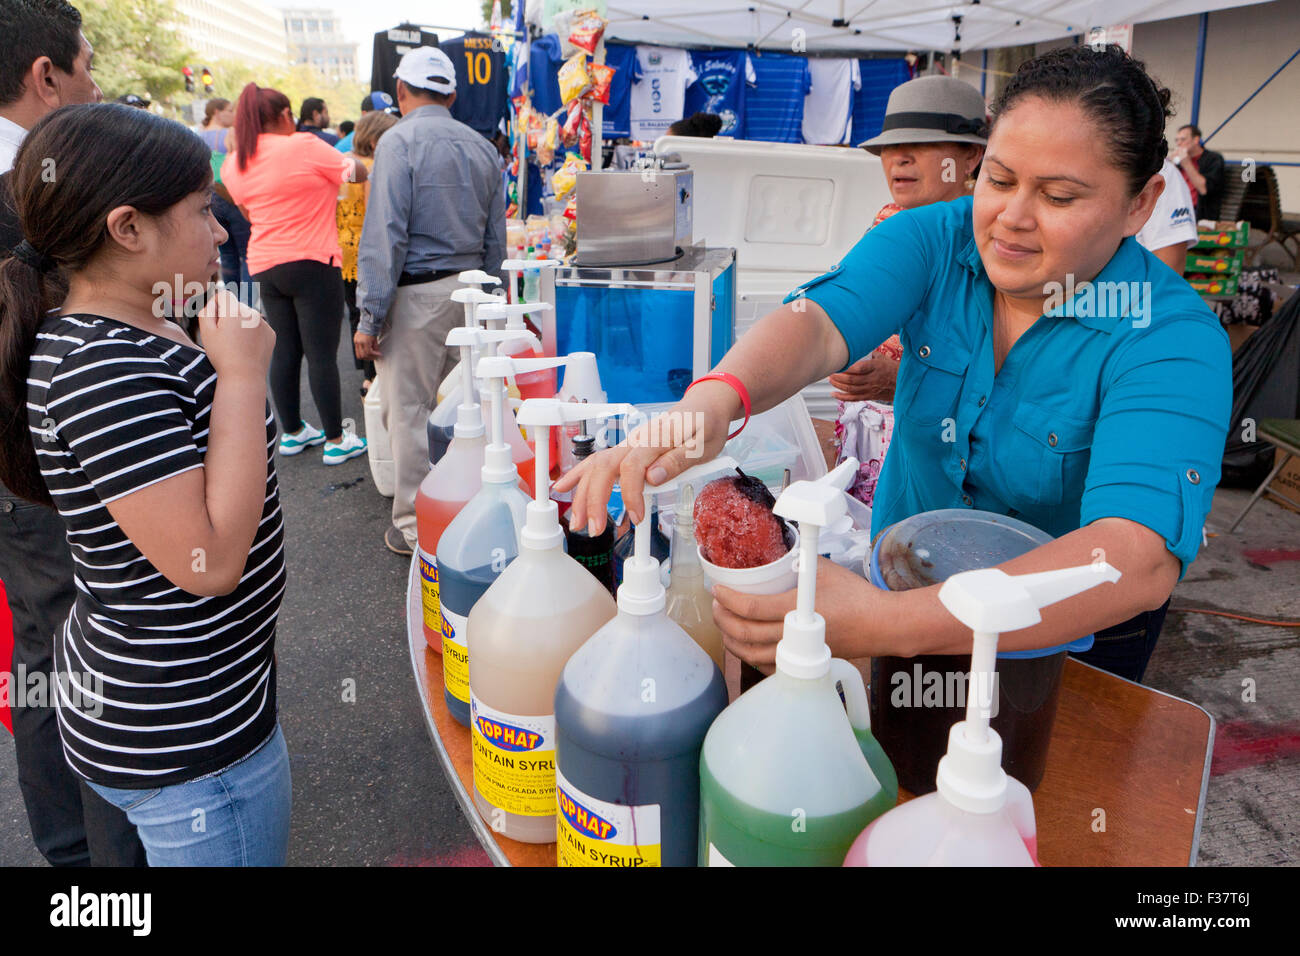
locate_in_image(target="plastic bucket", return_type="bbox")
[866,511,1093,794]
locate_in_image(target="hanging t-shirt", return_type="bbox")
[529,33,566,118]
[629,46,697,141]
[601,43,642,140]
[802,59,861,145]
[371,25,440,101]
[746,53,812,143]
[443,32,509,137]
[851,59,913,146]
[684,50,755,138]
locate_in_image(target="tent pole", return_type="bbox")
[1204,46,1300,146]
[1190,13,1208,128]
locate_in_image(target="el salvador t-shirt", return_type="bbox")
[746,53,811,143]
[685,50,756,137]
[602,43,642,139]
[529,34,566,117]
[630,46,697,141]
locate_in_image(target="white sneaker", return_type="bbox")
[279,421,325,456]
[322,428,367,466]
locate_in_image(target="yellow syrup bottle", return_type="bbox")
[466,398,633,843]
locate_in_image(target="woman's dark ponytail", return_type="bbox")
[0,103,211,505]
[0,251,58,505]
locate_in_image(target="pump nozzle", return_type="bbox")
[764,458,860,676]
[475,355,568,482]
[444,326,491,439]
[515,399,636,552]
[500,258,561,305]
[457,269,502,288]
[934,560,1121,814]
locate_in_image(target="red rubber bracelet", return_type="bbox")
[686,372,751,440]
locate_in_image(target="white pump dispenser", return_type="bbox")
[442,288,505,406]
[935,562,1122,812]
[844,561,1121,866]
[501,257,562,305]
[513,399,635,552]
[697,457,899,866]
[465,397,635,844]
[475,354,567,485]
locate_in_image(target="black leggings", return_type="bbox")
[254,259,345,440]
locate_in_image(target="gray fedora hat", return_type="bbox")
[859,75,988,154]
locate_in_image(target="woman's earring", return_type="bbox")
[964,176,977,190]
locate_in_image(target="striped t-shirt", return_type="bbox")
[26,312,285,789]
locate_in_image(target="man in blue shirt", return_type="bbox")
[354,47,505,555]
[297,96,338,145]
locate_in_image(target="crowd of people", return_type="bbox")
[0,0,1231,870]
[0,0,505,865]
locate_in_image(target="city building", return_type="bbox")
[171,0,290,71]
[283,7,360,83]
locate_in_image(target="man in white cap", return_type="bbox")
[354,46,506,555]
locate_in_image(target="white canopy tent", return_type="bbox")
[595,0,1273,54]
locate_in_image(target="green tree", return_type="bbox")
[479,0,513,26]
[80,0,192,102]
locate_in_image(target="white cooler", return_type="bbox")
[363,372,394,498]
[652,135,892,419]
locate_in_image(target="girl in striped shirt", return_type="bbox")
[0,103,290,866]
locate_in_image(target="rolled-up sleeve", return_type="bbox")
[783,205,933,372]
[1080,317,1232,577]
[356,138,412,336]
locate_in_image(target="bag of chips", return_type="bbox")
[558,52,592,106]
[562,99,583,146]
[568,11,607,54]
[535,116,559,166]
[551,151,587,201]
[588,63,614,104]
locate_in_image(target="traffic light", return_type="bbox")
[182,65,194,93]
[201,67,213,95]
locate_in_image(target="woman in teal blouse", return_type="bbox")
[557,47,1232,681]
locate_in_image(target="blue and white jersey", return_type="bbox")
[685,50,756,137]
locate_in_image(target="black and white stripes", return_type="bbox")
[25,313,284,788]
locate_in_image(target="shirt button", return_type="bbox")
[1187,469,1201,484]
[917,345,931,358]
[1047,432,1059,447]
[959,458,967,471]
[0,500,13,513]
[977,395,986,407]
[962,494,973,506]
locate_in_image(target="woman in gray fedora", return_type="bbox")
[830,75,989,403]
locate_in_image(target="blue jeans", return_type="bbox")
[212,193,253,295]
[1070,599,1171,683]
[87,724,292,866]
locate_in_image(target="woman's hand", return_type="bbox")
[712,557,881,672]
[199,289,275,379]
[829,354,898,403]
[552,380,741,535]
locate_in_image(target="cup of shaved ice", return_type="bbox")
[695,470,799,596]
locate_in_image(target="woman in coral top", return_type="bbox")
[222,83,369,465]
